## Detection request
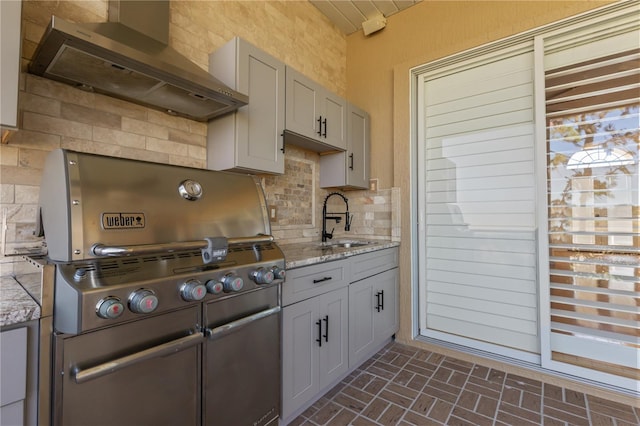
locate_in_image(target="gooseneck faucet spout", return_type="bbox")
[322,192,353,242]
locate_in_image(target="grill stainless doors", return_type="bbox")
[204,285,281,426]
[53,305,203,426]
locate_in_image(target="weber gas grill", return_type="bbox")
[38,149,284,426]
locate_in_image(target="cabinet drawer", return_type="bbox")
[350,247,398,283]
[283,259,350,306]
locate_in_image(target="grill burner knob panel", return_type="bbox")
[96,297,124,319]
[271,266,286,280]
[129,289,159,314]
[180,279,207,302]
[251,267,275,285]
[206,279,224,295]
[221,274,244,293]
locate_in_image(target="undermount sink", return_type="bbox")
[318,240,374,248]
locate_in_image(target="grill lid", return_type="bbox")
[37,149,271,262]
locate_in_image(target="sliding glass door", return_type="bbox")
[536,11,639,391]
[417,44,540,361]
[415,2,639,391]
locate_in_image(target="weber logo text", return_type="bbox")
[102,213,145,229]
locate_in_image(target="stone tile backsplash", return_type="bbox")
[0,74,399,267]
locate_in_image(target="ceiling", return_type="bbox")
[310,0,423,35]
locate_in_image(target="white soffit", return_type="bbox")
[310,0,422,35]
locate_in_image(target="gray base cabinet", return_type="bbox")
[348,268,398,368]
[281,259,349,422]
[208,37,285,174]
[280,247,398,425]
[281,287,348,421]
[1,327,27,426]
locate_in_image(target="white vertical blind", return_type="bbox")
[420,49,540,355]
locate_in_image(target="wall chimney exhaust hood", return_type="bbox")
[29,1,248,122]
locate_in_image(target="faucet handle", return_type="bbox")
[345,214,353,231]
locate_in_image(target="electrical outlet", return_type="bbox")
[369,178,378,192]
[269,205,277,222]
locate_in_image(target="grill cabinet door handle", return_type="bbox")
[313,276,332,284]
[207,306,281,341]
[380,290,384,311]
[317,116,323,136]
[73,332,205,384]
[375,291,381,312]
[316,319,322,347]
[322,118,327,137]
[349,153,354,170]
[323,315,329,343]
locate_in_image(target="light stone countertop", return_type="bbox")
[279,239,399,270]
[0,241,400,326]
[0,276,41,327]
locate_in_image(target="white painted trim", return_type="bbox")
[416,74,427,336]
[410,67,421,339]
[533,34,552,369]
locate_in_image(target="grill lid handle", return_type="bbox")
[90,235,274,258]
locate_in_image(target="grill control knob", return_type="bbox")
[96,297,124,319]
[221,274,244,293]
[129,289,158,314]
[251,267,274,285]
[205,279,224,295]
[180,279,207,302]
[74,268,88,282]
[271,266,286,280]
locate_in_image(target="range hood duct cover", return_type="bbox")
[29,1,248,122]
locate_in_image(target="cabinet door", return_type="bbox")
[319,103,369,189]
[348,278,376,369]
[285,67,320,140]
[320,91,347,151]
[373,268,399,344]
[0,0,21,129]
[348,267,399,369]
[0,327,27,426]
[345,104,369,188]
[207,37,284,174]
[281,297,319,420]
[238,41,285,173]
[317,287,348,390]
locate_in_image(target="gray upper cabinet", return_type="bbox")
[1,0,22,131]
[207,37,285,174]
[319,103,370,189]
[284,67,347,152]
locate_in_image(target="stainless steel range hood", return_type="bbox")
[29,1,248,122]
